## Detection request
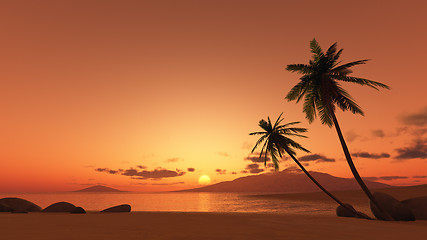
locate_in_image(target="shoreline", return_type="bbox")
[1,211,427,240]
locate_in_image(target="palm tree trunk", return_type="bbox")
[329,110,394,221]
[285,149,372,220]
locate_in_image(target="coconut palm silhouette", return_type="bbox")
[285,39,392,220]
[250,113,371,219]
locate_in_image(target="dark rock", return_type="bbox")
[70,206,86,214]
[0,203,13,212]
[370,192,415,221]
[336,204,357,217]
[401,196,427,220]
[42,202,76,213]
[355,211,371,219]
[11,210,28,214]
[101,204,131,213]
[0,198,41,212]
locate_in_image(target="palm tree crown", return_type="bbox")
[285,38,389,126]
[249,113,309,169]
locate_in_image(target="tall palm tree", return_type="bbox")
[250,113,371,219]
[285,39,392,220]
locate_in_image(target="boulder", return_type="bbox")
[42,202,77,213]
[370,192,414,221]
[0,198,41,212]
[355,211,371,219]
[101,204,131,213]
[11,210,28,214]
[336,204,357,217]
[70,207,86,214]
[0,203,13,212]
[401,196,427,220]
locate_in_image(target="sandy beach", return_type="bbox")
[1,211,426,240]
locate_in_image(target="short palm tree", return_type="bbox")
[250,113,371,219]
[285,39,392,220]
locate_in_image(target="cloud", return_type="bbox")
[166,157,182,163]
[122,168,186,179]
[215,169,227,174]
[217,152,229,157]
[399,107,427,127]
[363,176,409,181]
[352,152,390,159]
[379,176,409,180]
[241,141,252,150]
[244,153,271,163]
[299,154,335,163]
[345,130,360,142]
[95,167,186,179]
[413,175,427,179]
[95,168,123,175]
[151,182,185,186]
[266,163,276,168]
[187,168,195,172]
[231,172,237,175]
[395,139,427,160]
[371,129,385,138]
[136,165,147,169]
[243,163,264,174]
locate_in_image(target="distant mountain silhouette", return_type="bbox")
[74,185,124,192]
[180,169,391,193]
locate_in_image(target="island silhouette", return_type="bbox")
[74,185,124,192]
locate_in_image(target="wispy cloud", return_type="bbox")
[215,169,227,174]
[395,139,427,160]
[299,154,335,163]
[345,130,360,142]
[166,157,182,163]
[399,107,427,127]
[95,167,186,179]
[352,152,390,159]
[187,168,195,172]
[371,129,385,138]
[217,152,229,157]
[242,163,264,174]
[413,175,427,179]
[363,176,409,181]
[151,182,185,186]
[244,153,271,163]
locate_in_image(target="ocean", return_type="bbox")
[0,192,339,214]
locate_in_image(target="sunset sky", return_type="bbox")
[1,0,426,192]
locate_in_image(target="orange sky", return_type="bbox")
[1,0,426,192]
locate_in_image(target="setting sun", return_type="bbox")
[198,175,211,185]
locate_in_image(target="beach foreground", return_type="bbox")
[1,212,426,240]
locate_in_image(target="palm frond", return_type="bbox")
[250,134,267,153]
[273,112,284,129]
[326,42,337,57]
[310,38,324,60]
[331,59,370,73]
[249,131,267,135]
[333,86,364,115]
[302,89,317,123]
[285,78,310,103]
[316,98,333,126]
[286,64,313,74]
[332,75,390,90]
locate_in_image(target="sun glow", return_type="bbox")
[198,175,211,185]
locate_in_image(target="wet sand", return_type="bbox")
[1,211,427,240]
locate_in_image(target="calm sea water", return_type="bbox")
[0,192,338,215]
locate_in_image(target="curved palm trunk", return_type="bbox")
[329,110,394,221]
[285,149,372,220]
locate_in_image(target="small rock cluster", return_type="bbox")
[336,192,427,221]
[0,197,131,214]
